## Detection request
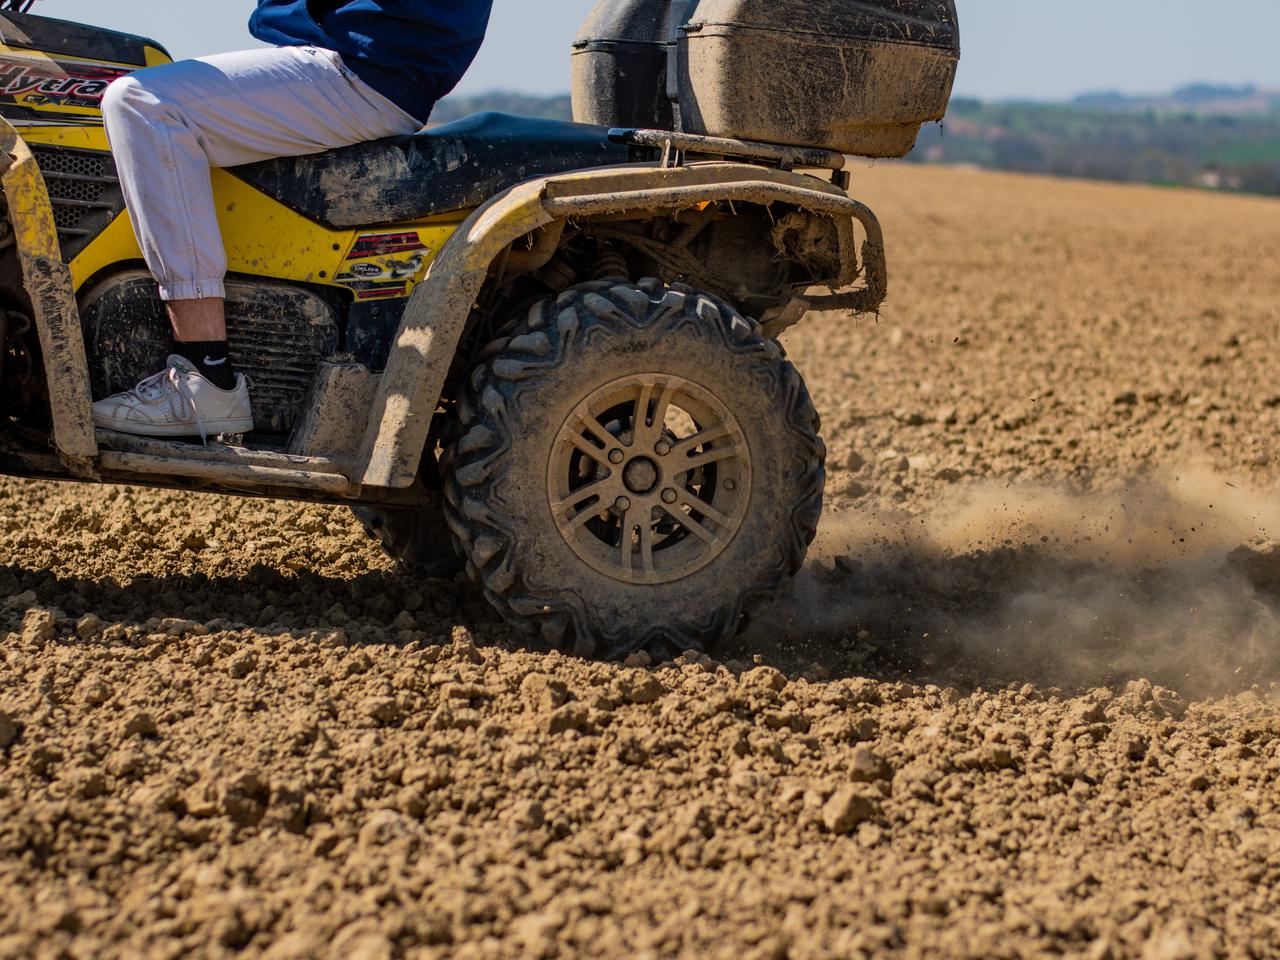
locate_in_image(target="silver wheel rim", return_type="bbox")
[548,373,752,586]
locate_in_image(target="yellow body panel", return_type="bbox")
[11,123,109,151]
[59,161,466,297]
[143,46,171,68]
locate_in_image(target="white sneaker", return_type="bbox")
[92,355,254,441]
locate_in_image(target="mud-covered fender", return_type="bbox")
[0,116,97,471]
[357,162,885,490]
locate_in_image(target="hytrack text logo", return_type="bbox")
[0,58,129,106]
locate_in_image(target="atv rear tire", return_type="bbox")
[442,278,825,660]
[353,503,465,578]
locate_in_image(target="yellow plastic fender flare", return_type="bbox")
[0,116,97,469]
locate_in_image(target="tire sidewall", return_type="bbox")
[447,281,824,653]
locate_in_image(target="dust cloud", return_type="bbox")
[750,468,1280,696]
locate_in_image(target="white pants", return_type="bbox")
[101,46,421,302]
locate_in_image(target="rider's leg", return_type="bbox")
[94,46,420,436]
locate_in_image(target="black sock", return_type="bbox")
[176,340,236,390]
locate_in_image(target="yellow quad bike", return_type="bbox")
[0,1,959,657]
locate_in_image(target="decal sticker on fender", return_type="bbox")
[331,276,410,301]
[346,232,427,260]
[354,286,408,301]
[0,56,129,110]
[335,252,426,301]
[335,234,431,300]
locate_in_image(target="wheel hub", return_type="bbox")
[623,456,660,495]
[548,373,752,586]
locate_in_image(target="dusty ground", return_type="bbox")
[2,166,1280,959]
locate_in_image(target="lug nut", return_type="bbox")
[661,488,678,504]
[724,479,737,491]
[655,440,672,456]
[614,496,632,512]
[609,449,625,464]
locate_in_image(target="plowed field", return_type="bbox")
[2,166,1279,960]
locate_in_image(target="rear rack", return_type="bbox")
[609,127,850,188]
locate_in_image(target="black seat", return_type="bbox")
[231,112,632,230]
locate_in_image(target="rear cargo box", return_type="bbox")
[678,0,959,158]
[572,0,960,160]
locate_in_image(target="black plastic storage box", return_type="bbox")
[571,0,689,130]
[572,0,961,159]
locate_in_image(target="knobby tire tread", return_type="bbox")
[442,279,824,659]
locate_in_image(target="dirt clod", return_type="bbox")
[546,702,590,734]
[849,745,893,782]
[20,607,55,644]
[227,650,258,678]
[741,665,787,693]
[520,672,569,711]
[122,711,158,738]
[75,612,102,638]
[361,696,401,725]
[822,786,879,834]
[614,671,665,705]
[511,800,546,831]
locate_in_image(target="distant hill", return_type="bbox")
[1071,84,1280,116]
[432,88,1280,198]
[911,95,1280,197]
[431,92,573,125]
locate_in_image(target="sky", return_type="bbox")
[29,0,1280,102]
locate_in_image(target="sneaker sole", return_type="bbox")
[94,416,255,438]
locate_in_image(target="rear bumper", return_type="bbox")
[0,115,98,468]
